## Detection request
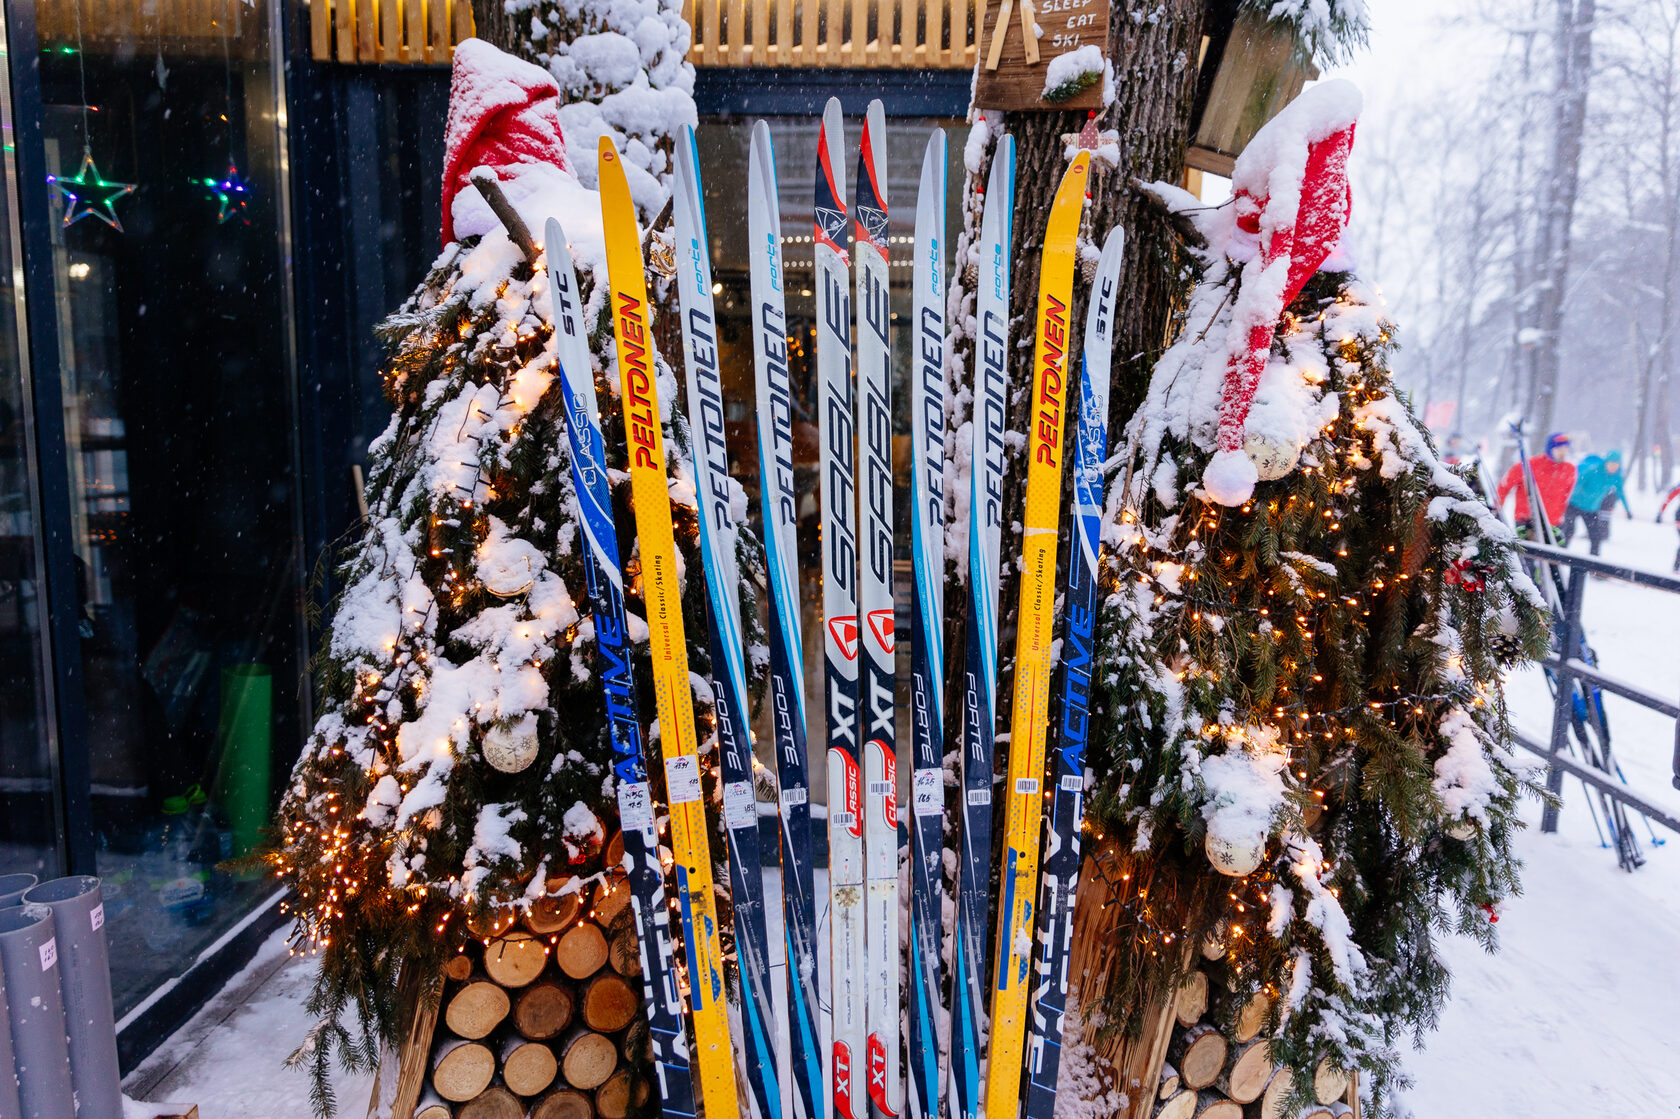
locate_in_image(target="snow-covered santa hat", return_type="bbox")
[440,38,571,246]
[1202,79,1362,507]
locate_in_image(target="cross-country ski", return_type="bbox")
[951,133,1016,1119]
[670,124,782,1119]
[906,126,949,1119]
[814,94,867,1119]
[597,136,740,1119]
[852,98,901,1119]
[545,214,696,1119]
[1021,229,1124,1119]
[986,150,1091,1119]
[748,119,825,1119]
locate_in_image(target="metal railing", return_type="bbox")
[1513,542,1680,859]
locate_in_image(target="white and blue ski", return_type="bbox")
[950,135,1014,1119]
[1022,229,1124,1119]
[853,99,900,1119]
[671,126,782,1119]
[747,121,825,1119]
[815,95,866,1119]
[545,215,694,1119]
[906,125,948,1119]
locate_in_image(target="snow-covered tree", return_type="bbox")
[274,31,760,1115]
[1075,82,1549,1114]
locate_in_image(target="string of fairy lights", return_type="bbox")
[1075,281,1506,970]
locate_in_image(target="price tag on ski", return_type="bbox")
[813,96,867,1119]
[1022,228,1124,1119]
[545,214,694,1119]
[671,124,784,1119]
[597,137,740,1119]
[905,125,949,1119]
[987,149,1090,1119]
[852,98,903,1119]
[747,119,825,1119]
[951,133,1016,1119]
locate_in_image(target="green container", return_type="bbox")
[217,664,272,857]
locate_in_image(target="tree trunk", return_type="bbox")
[1525,0,1596,440]
[942,0,1208,877]
[467,0,515,50]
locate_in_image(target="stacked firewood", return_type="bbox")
[373,837,654,1119]
[1151,948,1357,1119]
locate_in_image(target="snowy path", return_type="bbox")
[122,496,1680,1118]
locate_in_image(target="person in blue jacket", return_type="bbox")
[1561,448,1632,555]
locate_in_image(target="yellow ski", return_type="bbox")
[986,150,1090,1119]
[597,136,741,1119]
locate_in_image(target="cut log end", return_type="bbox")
[483,931,550,989]
[515,980,576,1041]
[501,1038,560,1097]
[526,891,585,936]
[458,1085,524,1119]
[532,1088,595,1119]
[1313,1058,1351,1106]
[1217,1038,1273,1104]
[608,928,642,978]
[581,972,640,1033]
[1154,1088,1198,1119]
[1259,1067,1294,1119]
[560,1029,618,1091]
[1159,1062,1181,1100]
[1171,1023,1229,1092]
[1191,1090,1242,1119]
[432,1040,496,1103]
[445,982,512,1041]
[557,923,610,979]
[594,1066,638,1119]
[1174,970,1209,1027]
[443,954,474,982]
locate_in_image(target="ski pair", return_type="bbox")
[550,136,775,1119]
[811,96,904,1119]
[948,147,1124,1119]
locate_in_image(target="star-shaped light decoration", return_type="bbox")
[48,150,136,231]
[197,163,250,225]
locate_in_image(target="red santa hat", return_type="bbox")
[440,38,570,246]
[1201,80,1361,506]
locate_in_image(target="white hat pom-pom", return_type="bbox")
[1202,448,1258,506]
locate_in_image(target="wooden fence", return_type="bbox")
[307,0,980,67]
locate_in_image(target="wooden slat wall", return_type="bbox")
[307,0,467,63]
[307,0,975,67]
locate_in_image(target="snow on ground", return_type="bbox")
[122,491,1680,1117]
[122,930,372,1118]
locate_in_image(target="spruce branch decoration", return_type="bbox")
[1078,188,1550,1113]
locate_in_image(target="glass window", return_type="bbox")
[0,5,59,888]
[36,0,304,1014]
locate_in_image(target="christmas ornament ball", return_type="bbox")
[1205,829,1266,876]
[1243,431,1300,481]
[483,717,540,773]
[1446,818,1478,841]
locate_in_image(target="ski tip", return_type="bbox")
[543,216,563,258]
[987,133,1016,200]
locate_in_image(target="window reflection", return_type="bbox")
[38,0,303,1014]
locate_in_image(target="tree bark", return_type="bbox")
[1524,0,1597,441]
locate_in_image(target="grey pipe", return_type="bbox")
[20,880,119,1119]
[0,878,34,912]
[0,970,22,1119]
[0,906,72,1119]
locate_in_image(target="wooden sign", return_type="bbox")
[973,0,1110,111]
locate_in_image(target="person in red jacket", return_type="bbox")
[1496,432,1577,536]
[1659,482,1680,572]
